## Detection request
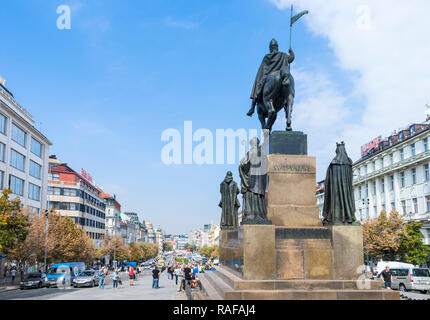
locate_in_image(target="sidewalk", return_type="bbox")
[0,285,19,293]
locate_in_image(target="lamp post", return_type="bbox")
[113,215,117,268]
[43,208,51,273]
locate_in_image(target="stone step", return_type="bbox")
[200,271,234,300]
[232,279,383,291]
[199,273,223,300]
[214,266,243,288]
[224,289,400,300]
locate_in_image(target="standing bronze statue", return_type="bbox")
[322,142,357,225]
[239,135,270,224]
[247,39,295,132]
[219,171,240,230]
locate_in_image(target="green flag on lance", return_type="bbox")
[291,10,309,26]
[289,5,309,49]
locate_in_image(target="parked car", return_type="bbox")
[20,273,49,290]
[72,270,100,288]
[47,262,86,288]
[391,268,430,294]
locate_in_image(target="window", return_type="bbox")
[373,161,376,171]
[391,202,395,211]
[390,175,394,190]
[411,143,416,156]
[390,153,394,165]
[402,200,407,215]
[365,183,369,197]
[29,161,41,179]
[381,178,385,193]
[0,170,3,189]
[10,149,25,171]
[401,172,405,187]
[412,168,417,184]
[372,181,376,195]
[382,203,386,211]
[30,138,42,157]
[426,196,430,212]
[425,138,429,152]
[400,148,404,161]
[413,198,418,213]
[0,113,6,134]
[373,205,377,218]
[28,183,41,201]
[426,164,430,182]
[381,158,384,168]
[11,124,26,147]
[48,173,60,181]
[9,175,24,196]
[0,143,4,162]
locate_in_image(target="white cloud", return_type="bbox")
[270,0,430,167]
[165,17,199,30]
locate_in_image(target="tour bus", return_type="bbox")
[46,262,86,288]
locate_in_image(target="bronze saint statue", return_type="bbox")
[322,142,358,225]
[239,135,270,224]
[219,171,240,230]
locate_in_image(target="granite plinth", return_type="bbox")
[269,131,307,155]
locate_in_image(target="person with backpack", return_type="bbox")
[152,266,160,289]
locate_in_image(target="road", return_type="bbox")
[0,270,186,300]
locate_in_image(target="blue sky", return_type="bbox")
[1,0,429,234]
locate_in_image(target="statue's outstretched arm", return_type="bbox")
[288,49,295,64]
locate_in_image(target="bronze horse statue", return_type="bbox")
[247,39,296,132]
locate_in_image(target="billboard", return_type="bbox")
[80,168,93,183]
[361,136,381,156]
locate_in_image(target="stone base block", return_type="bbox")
[331,225,364,280]
[243,225,275,280]
[268,205,322,227]
[269,131,307,155]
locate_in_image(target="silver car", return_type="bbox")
[391,268,430,294]
[72,270,99,288]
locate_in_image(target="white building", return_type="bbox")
[353,120,430,246]
[0,83,52,214]
[100,191,121,239]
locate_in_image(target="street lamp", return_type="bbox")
[43,207,52,273]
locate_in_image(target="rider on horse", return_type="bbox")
[248,39,295,130]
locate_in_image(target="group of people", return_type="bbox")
[2,266,23,284]
[97,265,138,289]
[164,264,202,292]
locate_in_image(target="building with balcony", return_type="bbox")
[47,156,106,247]
[0,83,52,213]
[353,119,430,246]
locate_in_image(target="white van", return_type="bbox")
[375,261,415,277]
[390,267,430,294]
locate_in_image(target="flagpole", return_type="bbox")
[289,4,293,50]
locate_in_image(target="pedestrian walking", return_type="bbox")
[175,266,184,292]
[98,267,105,289]
[379,266,393,289]
[152,266,160,289]
[10,268,16,284]
[3,269,7,283]
[184,265,192,290]
[174,266,180,285]
[112,268,120,289]
[129,265,135,286]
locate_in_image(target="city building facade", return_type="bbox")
[353,119,430,246]
[47,156,106,247]
[0,83,52,213]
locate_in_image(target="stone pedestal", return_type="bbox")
[267,154,322,227]
[270,131,307,155]
[219,230,242,269]
[331,225,364,280]
[243,225,275,280]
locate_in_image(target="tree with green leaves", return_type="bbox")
[163,242,173,252]
[0,190,29,255]
[398,222,430,266]
[363,210,429,264]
